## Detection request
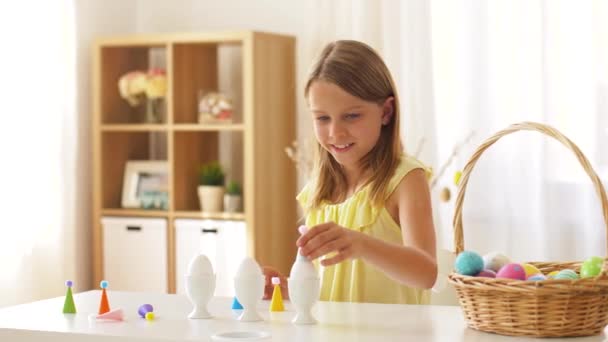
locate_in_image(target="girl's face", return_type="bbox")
[308,80,393,170]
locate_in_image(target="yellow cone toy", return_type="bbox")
[270,277,284,312]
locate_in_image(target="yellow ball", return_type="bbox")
[145,312,155,321]
[522,263,541,277]
[453,171,462,186]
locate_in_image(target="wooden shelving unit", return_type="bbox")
[102,209,169,218]
[101,124,168,132]
[92,31,297,293]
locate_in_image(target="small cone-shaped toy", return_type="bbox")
[63,280,76,314]
[270,277,284,312]
[98,280,110,315]
[231,296,243,310]
[96,308,124,321]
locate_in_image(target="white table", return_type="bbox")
[0,291,606,341]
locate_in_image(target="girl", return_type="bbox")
[264,40,437,305]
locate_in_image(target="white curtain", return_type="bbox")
[431,0,608,262]
[306,0,608,262]
[305,0,438,163]
[0,0,79,307]
[303,0,441,250]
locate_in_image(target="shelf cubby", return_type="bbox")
[99,45,168,124]
[172,42,243,125]
[101,131,167,209]
[173,130,243,212]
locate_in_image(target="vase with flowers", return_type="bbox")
[118,68,168,123]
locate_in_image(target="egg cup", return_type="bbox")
[234,274,265,321]
[288,276,320,324]
[185,274,216,319]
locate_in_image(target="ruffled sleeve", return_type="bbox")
[296,182,312,210]
[296,155,430,232]
[306,187,379,232]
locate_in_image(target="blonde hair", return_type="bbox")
[304,40,403,210]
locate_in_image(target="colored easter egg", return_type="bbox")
[476,269,497,278]
[554,269,579,280]
[145,312,155,320]
[527,274,547,281]
[138,304,154,318]
[522,264,541,277]
[496,263,526,280]
[581,262,602,278]
[585,256,604,267]
[547,270,559,279]
[454,251,484,276]
[482,252,511,272]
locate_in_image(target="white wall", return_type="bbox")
[135,0,318,187]
[74,0,138,292]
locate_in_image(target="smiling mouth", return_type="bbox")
[331,143,354,152]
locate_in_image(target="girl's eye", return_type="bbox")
[316,116,330,122]
[345,113,360,119]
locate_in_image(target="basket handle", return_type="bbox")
[453,121,608,254]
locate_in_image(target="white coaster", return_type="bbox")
[210,330,271,341]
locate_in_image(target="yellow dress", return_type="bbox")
[296,154,431,304]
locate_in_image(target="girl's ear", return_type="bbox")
[381,96,395,125]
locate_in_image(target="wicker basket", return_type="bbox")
[447,122,608,337]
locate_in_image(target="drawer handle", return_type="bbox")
[126,226,142,231]
[202,228,218,234]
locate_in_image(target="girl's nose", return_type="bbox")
[329,122,346,138]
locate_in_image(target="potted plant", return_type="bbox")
[197,161,225,213]
[224,180,242,213]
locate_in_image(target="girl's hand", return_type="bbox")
[262,266,289,300]
[296,222,366,266]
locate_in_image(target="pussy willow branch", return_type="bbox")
[413,137,426,159]
[285,139,314,179]
[428,131,475,189]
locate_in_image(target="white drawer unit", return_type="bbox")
[102,217,168,293]
[175,219,247,297]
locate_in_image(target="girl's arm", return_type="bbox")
[362,169,437,288]
[361,168,437,288]
[297,168,438,289]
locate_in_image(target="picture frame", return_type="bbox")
[121,161,169,209]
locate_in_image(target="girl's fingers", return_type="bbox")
[320,247,352,266]
[296,222,334,247]
[263,284,273,300]
[300,228,341,256]
[306,237,349,261]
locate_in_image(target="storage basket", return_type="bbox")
[447,121,608,337]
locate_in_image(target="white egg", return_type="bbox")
[290,249,317,279]
[236,257,262,278]
[187,254,214,275]
[483,252,510,272]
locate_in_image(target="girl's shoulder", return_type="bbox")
[296,154,430,208]
[386,154,431,197]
